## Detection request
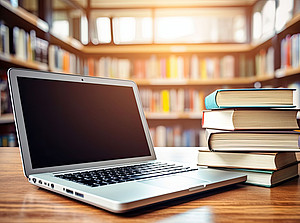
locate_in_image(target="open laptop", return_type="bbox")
[8,68,246,213]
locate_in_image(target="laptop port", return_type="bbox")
[75,192,84,198]
[51,184,54,189]
[38,180,42,184]
[66,189,73,194]
[32,178,36,183]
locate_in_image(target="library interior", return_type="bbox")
[0,0,300,222]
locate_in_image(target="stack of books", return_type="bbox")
[199,88,300,187]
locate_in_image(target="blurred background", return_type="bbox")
[0,0,299,147]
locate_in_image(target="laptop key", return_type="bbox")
[54,163,198,187]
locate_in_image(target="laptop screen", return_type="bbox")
[17,77,151,169]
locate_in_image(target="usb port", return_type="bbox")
[65,189,73,194]
[75,192,84,198]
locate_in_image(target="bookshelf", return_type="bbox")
[0,113,14,124]
[83,43,252,54]
[0,0,300,147]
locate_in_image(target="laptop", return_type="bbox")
[8,68,246,213]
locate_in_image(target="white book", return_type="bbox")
[221,55,235,78]
[48,45,55,70]
[156,126,167,147]
[169,89,177,112]
[177,88,185,112]
[105,57,112,77]
[166,127,174,147]
[177,56,184,79]
[118,59,130,79]
[190,54,199,79]
[149,55,157,79]
[266,47,274,76]
[193,90,200,112]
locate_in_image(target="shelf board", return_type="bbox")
[275,67,300,78]
[83,44,252,54]
[90,0,257,8]
[134,77,257,86]
[145,112,202,119]
[50,33,84,51]
[0,0,49,32]
[0,53,49,71]
[0,113,14,124]
[283,13,300,33]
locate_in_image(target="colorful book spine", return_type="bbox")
[150,125,203,147]
[140,88,204,113]
[92,54,240,80]
[281,33,300,69]
[48,45,83,74]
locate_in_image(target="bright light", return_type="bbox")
[96,17,111,43]
[275,0,293,32]
[155,17,194,40]
[253,12,262,40]
[52,20,69,38]
[81,16,88,44]
[142,17,152,39]
[113,17,135,43]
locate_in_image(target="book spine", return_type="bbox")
[204,90,219,109]
[205,130,214,151]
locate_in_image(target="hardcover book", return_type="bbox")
[205,88,295,109]
[211,163,299,187]
[206,129,300,152]
[197,151,298,170]
[202,108,299,130]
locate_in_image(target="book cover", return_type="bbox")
[197,151,298,170]
[202,108,299,130]
[204,88,295,109]
[161,90,170,112]
[206,129,300,152]
[211,163,298,187]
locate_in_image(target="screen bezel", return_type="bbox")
[8,68,156,177]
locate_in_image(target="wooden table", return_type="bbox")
[1,147,300,223]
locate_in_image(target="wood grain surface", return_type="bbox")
[0,147,300,223]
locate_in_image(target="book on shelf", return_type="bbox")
[206,129,300,152]
[90,54,239,80]
[202,108,299,130]
[255,47,274,77]
[204,88,295,109]
[0,21,10,55]
[0,133,17,147]
[150,125,204,147]
[197,151,298,170]
[0,74,12,115]
[140,88,204,113]
[49,45,84,75]
[211,163,299,187]
[281,33,300,70]
[7,27,48,64]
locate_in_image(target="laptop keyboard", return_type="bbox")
[55,162,197,187]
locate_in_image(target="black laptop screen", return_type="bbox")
[17,77,151,169]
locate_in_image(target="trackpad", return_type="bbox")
[141,176,208,192]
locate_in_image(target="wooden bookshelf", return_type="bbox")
[83,44,252,54]
[0,53,48,71]
[0,114,14,124]
[145,112,202,120]
[275,67,300,79]
[282,13,300,33]
[0,0,84,55]
[134,77,259,86]
[0,0,49,32]
[1,0,300,147]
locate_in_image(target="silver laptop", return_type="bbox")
[8,68,246,213]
